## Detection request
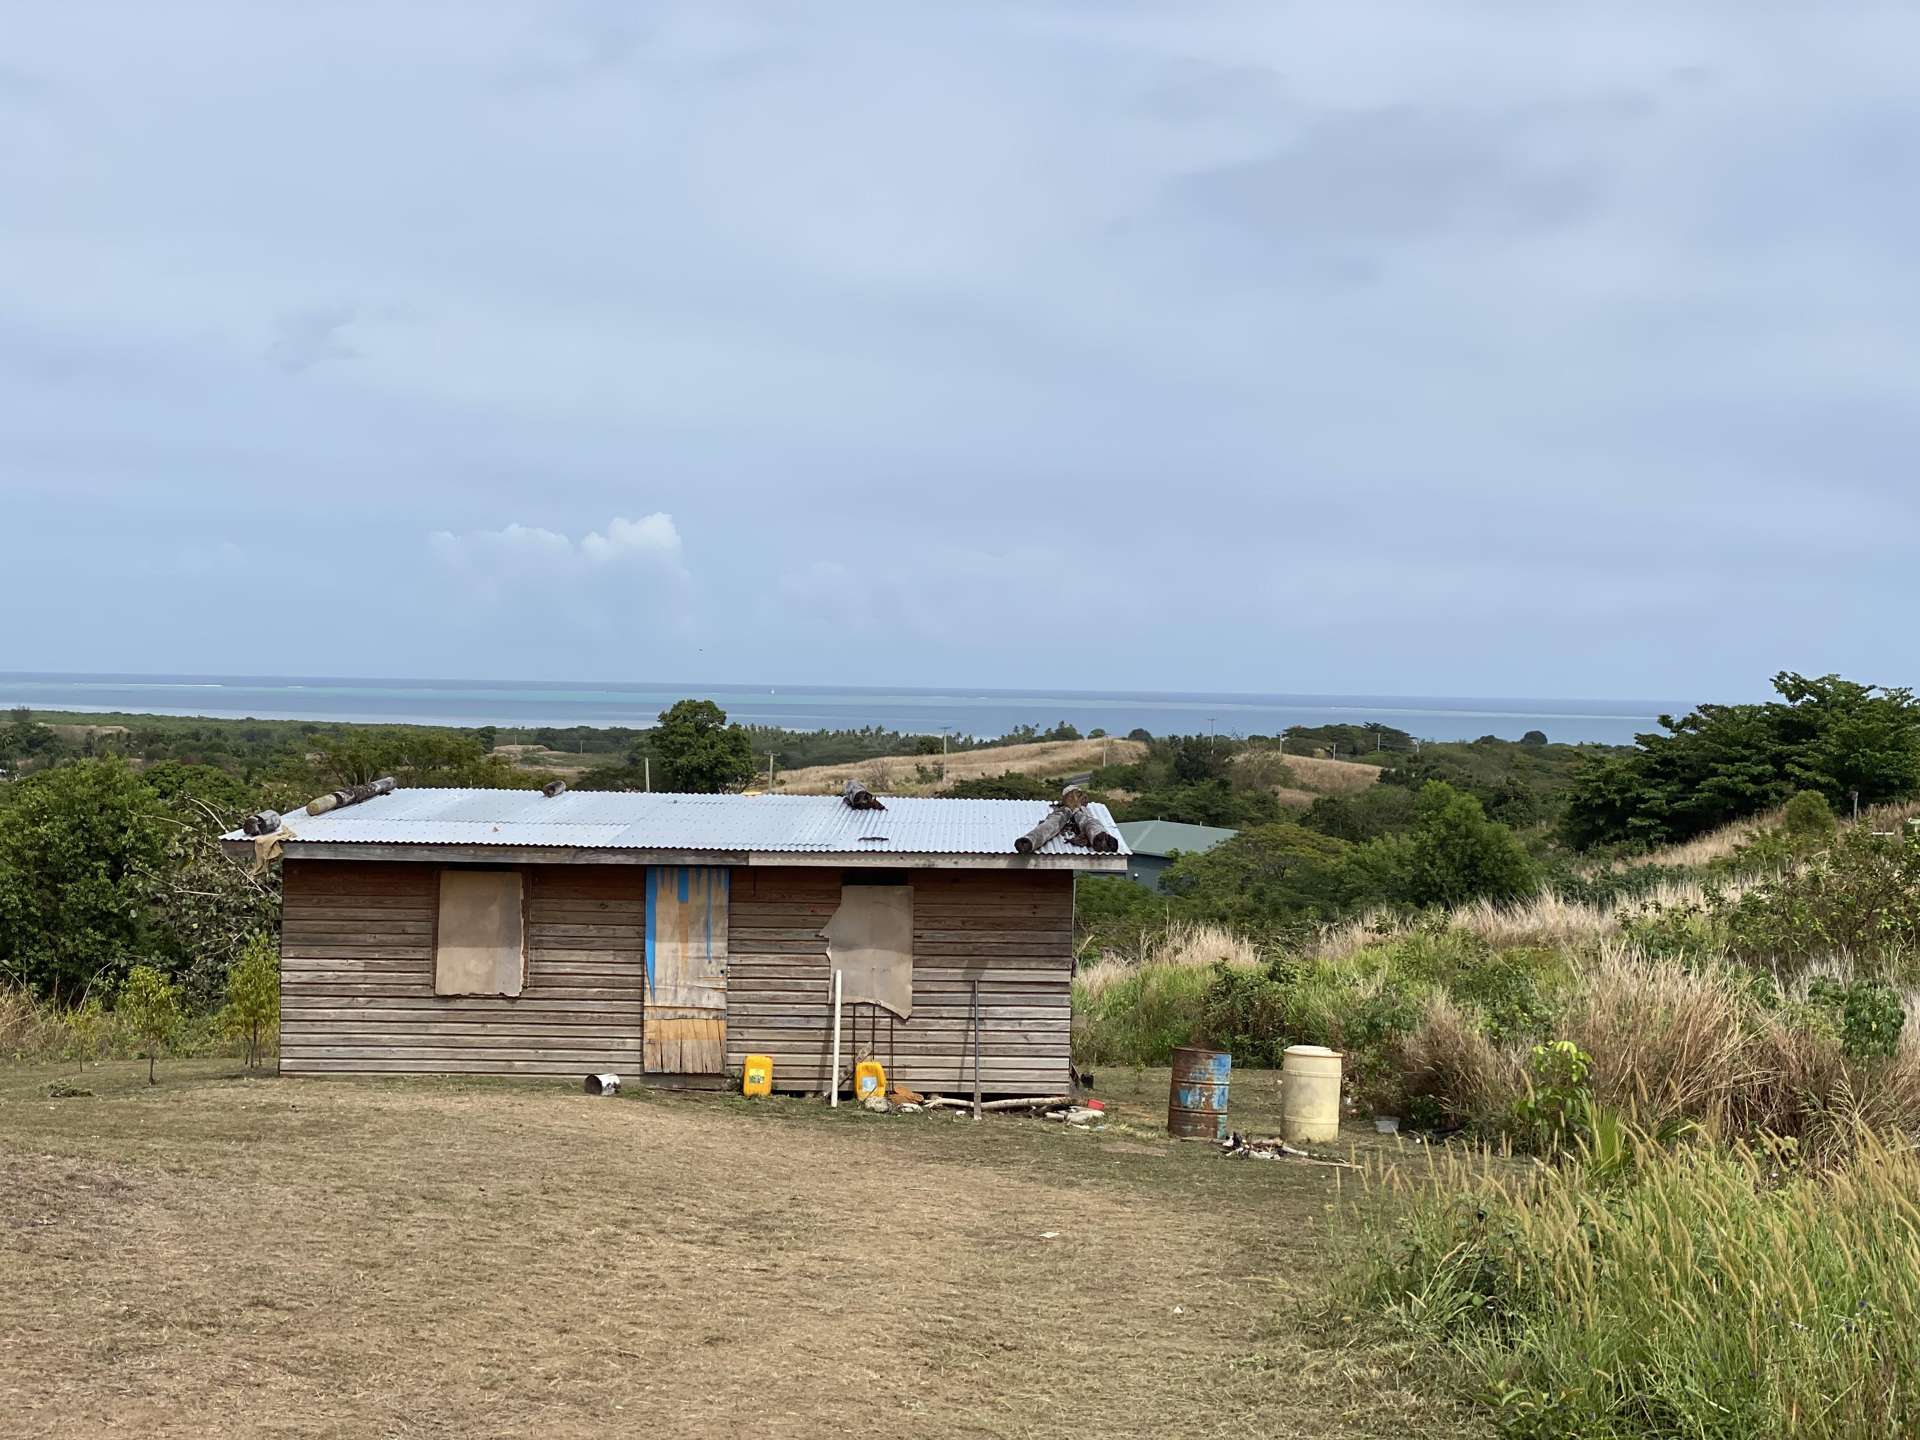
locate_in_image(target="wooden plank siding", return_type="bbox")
[279,860,645,1077]
[280,860,1077,1092]
[727,867,1076,1096]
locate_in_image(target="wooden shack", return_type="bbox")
[223,787,1126,1095]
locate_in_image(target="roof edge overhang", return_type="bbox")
[222,839,1126,872]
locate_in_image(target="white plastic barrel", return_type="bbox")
[1281,1045,1343,1144]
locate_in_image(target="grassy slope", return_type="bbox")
[772,736,1149,795]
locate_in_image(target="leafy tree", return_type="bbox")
[1072,874,1170,952]
[642,700,754,793]
[64,993,106,1074]
[0,759,173,1000]
[946,772,1058,800]
[1354,782,1538,909]
[118,965,181,1085]
[1161,822,1356,928]
[1520,730,1549,746]
[1168,736,1226,785]
[222,933,280,1069]
[304,727,534,790]
[1285,722,1414,757]
[1564,673,1920,850]
[1111,779,1281,829]
[145,765,283,1009]
[1303,786,1421,843]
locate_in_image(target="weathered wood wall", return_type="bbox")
[727,867,1075,1096]
[279,860,645,1076]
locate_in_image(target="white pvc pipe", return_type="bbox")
[829,968,843,1108]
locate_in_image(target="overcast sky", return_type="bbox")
[4,3,1917,702]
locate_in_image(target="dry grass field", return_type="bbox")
[1,1061,1473,1440]
[1273,753,1382,796]
[772,737,1148,796]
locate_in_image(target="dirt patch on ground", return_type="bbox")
[1,1061,1476,1440]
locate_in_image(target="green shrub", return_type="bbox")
[1805,978,1906,1061]
[1721,829,1920,978]
[1196,962,1293,1066]
[1071,964,1215,1067]
[1616,894,1723,965]
[1545,861,1699,907]
[1509,1040,1593,1154]
[1350,783,1538,910]
[1783,788,1838,841]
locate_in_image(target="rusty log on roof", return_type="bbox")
[842,778,886,811]
[306,775,396,818]
[1066,804,1119,853]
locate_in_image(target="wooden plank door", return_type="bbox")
[644,866,729,1073]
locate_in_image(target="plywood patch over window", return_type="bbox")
[434,870,525,997]
[823,884,913,1019]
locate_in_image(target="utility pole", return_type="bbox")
[644,757,651,793]
[767,752,776,791]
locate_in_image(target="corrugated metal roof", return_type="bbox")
[226,789,1129,859]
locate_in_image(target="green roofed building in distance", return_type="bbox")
[1113,819,1238,891]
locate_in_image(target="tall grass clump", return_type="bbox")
[1072,922,1257,1066]
[1390,946,1920,1158]
[1,983,257,1066]
[1347,1133,1920,1439]
[0,986,69,1061]
[1307,877,1746,966]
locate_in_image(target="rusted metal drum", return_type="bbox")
[1167,1046,1231,1139]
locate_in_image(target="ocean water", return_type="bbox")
[0,672,1678,746]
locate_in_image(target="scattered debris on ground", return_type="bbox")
[43,1079,93,1099]
[1218,1132,1360,1170]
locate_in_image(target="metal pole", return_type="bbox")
[644,757,651,792]
[830,968,843,1108]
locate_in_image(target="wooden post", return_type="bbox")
[971,980,982,1121]
[830,968,843,1108]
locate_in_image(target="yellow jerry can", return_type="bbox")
[854,1059,887,1102]
[742,1054,774,1097]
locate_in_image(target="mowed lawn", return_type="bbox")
[1,1062,1478,1440]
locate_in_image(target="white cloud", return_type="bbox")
[430,513,684,576]
[580,513,682,566]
